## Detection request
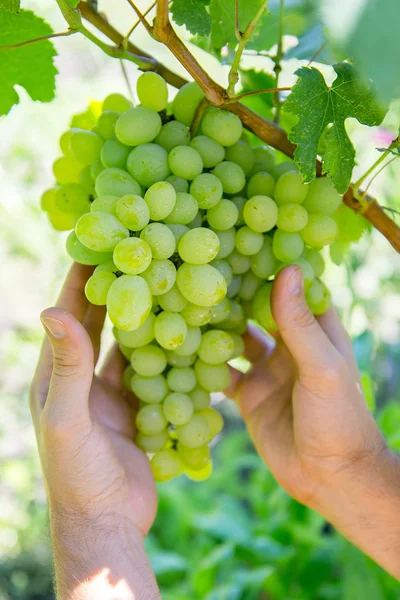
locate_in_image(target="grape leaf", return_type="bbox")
[0,10,57,116]
[0,0,20,11]
[332,204,370,244]
[171,0,211,37]
[210,0,268,49]
[283,63,386,193]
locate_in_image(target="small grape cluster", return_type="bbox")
[40,72,343,482]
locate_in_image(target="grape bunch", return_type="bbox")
[40,72,344,483]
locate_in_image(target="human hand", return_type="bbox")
[30,263,159,599]
[229,265,400,579]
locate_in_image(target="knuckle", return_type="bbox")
[291,302,315,330]
[52,347,86,378]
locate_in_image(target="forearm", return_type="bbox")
[50,508,160,600]
[315,448,400,579]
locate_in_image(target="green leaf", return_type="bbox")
[361,372,376,412]
[332,204,369,244]
[65,0,80,6]
[0,0,20,11]
[171,0,211,37]
[210,0,268,49]
[283,63,386,193]
[341,542,385,600]
[0,10,57,116]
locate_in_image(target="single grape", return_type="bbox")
[303,248,325,278]
[212,161,246,195]
[306,278,331,314]
[176,414,210,448]
[155,120,190,152]
[90,159,105,182]
[76,212,129,252]
[107,275,152,331]
[95,168,141,198]
[189,135,225,168]
[225,139,255,175]
[181,303,213,327]
[253,283,277,331]
[154,311,187,350]
[210,298,231,324]
[218,299,244,329]
[172,82,205,126]
[120,344,134,362]
[48,210,78,231]
[103,93,132,113]
[151,449,182,482]
[207,199,239,231]
[55,183,90,215]
[302,178,342,215]
[115,106,162,146]
[227,249,251,275]
[177,263,227,307]
[177,442,210,470]
[94,260,118,275]
[143,181,176,221]
[190,173,223,209]
[175,326,202,356]
[164,192,199,225]
[91,195,119,214]
[251,145,276,173]
[210,259,233,285]
[132,373,169,404]
[165,175,189,193]
[274,171,308,205]
[136,430,169,453]
[122,365,134,390]
[243,195,278,233]
[53,156,84,184]
[185,461,213,481]
[235,226,264,256]
[84,271,116,305]
[114,312,156,347]
[277,258,314,290]
[100,139,131,170]
[226,275,242,298]
[197,407,224,438]
[136,71,168,111]
[158,285,188,313]
[168,145,203,180]
[163,393,194,426]
[97,110,119,140]
[276,203,309,233]
[301,213,338,248]
[69,129,103,165]
[178,228,220,264]
[272,230,304,262]
[195,360,231,392]
[127,143,170,188]
[188,212,203,228]
[59,130,74,157]
[79,165,96,195]
[66,231,112,265]
[140,223,176,259]
[41,188,57,212]
[201,108,242,146]
[247,171,275,198]
[190,387,211,411]
[136,404,167,435]
[250,238,279,279]
[238,271,262,300]
[166,351,196,367]
[142,259,176,295]
[198,329,234,364]
[131,345,167,377]
[214,228,236,259]
[113,237,152,275]
[230,331,245,359]
[272,161,298,180]
[167,367,197,393]
[116,194,150,231]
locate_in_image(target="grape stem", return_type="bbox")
[353,147,395,189]
[307,40,328,66]
[190,97,209,136]
[125,0,154,36]
[57,1,400,254]
[273,0,285,124]
[122,1,157,50]
[0,29,76,49]
[228,86,292,103]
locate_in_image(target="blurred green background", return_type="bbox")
[1,1,400,598]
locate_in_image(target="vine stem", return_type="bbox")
[227,0,269,97]
[0,29,76,49]
[273,0,285,123]
[229,86,291,102]
[190,98,209,136]
[122,1,157,50]
[125,0,154,36]
[362,156,399,197]
[353,149,392,189]
[65,1,400,253]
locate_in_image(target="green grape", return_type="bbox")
[48,210,77,231]
[140,223,176,259]
[151,449,182,482]
[272,161,298,180]
[137,71,168,111]
[214,228,236,259]
[178,228,220,264]
[107,275,152,331]
[190,173,223,209]
[168,146,203,180]
[198,329,234,364]
[102,93,132,113]
[274,170,308,205]
[194,360,231,392]
[76,212,129,252]
[142,259,176,295]
[163,393,194,425]
[190,387,211,411]
[227,249,251,275]
[207,199,238,231]
[306,278,331,314]
[303,177,342,215]
[210,298,231,324]
[212,161,246,195]
[218,299,244,329]
[185,461,213,481]
[136,404,167,434]
[226,275,242,298]
[303,248,325,278]
[301,213,339,248]
[55,183,90,215]
[127,143,170,188]
[177,442,210,469]
[114,312,156,347]
[115,106,162,146]
[166,351,196,367]
[243,195,278,233]
[122,364,134,390]
[164,192,199,225]
[201,108,242,147]
[90,159,105,182]
[100,139,131,169]
[210,259,233,285]
[66,231,112,265]
[181,303,213,326]
[235,226,264,256]
[188,212,203,229]
[155,120,190,152]
[91,195,118,214]
[172,82,205,126]
[69,129,103,165]
[174,325,201,356]
[94,260,118,274]
[131,345,167,377]
[277,258,314,290]
[276,203,309,233]
[116,194,150,231]
[176,414,210,448]
[113,237,152,275]
[225,139,255,175]
[119,344,134,361]
[59,130,74,157]
[250,238,279,279]
[136,429,169,453]
[53,156,84,184]
[158,285,188,313]
[230,332,245,359]
[95,168,141,198]
[189,135,225,168]
[239,271,262,300]
[165,175,189,193]
[247,171,275,198]
[85,271,116,305]
[144,181,176,221]
[97,110,119,140]
[79,165,96,195]
[197,407,224,438]
[177,263,227,307]
[253,283,277,331]
[40,188,57,212]
[167,367,196,393]
[273,230,304,262]
[132,373,169,404]
[252,145,276,173]
[154,311,187,350]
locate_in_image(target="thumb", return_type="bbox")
[40,307,94,424]
[271,266,337,376]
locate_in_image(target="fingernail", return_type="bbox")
[41,316,66,339]
[287,268,303,296]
